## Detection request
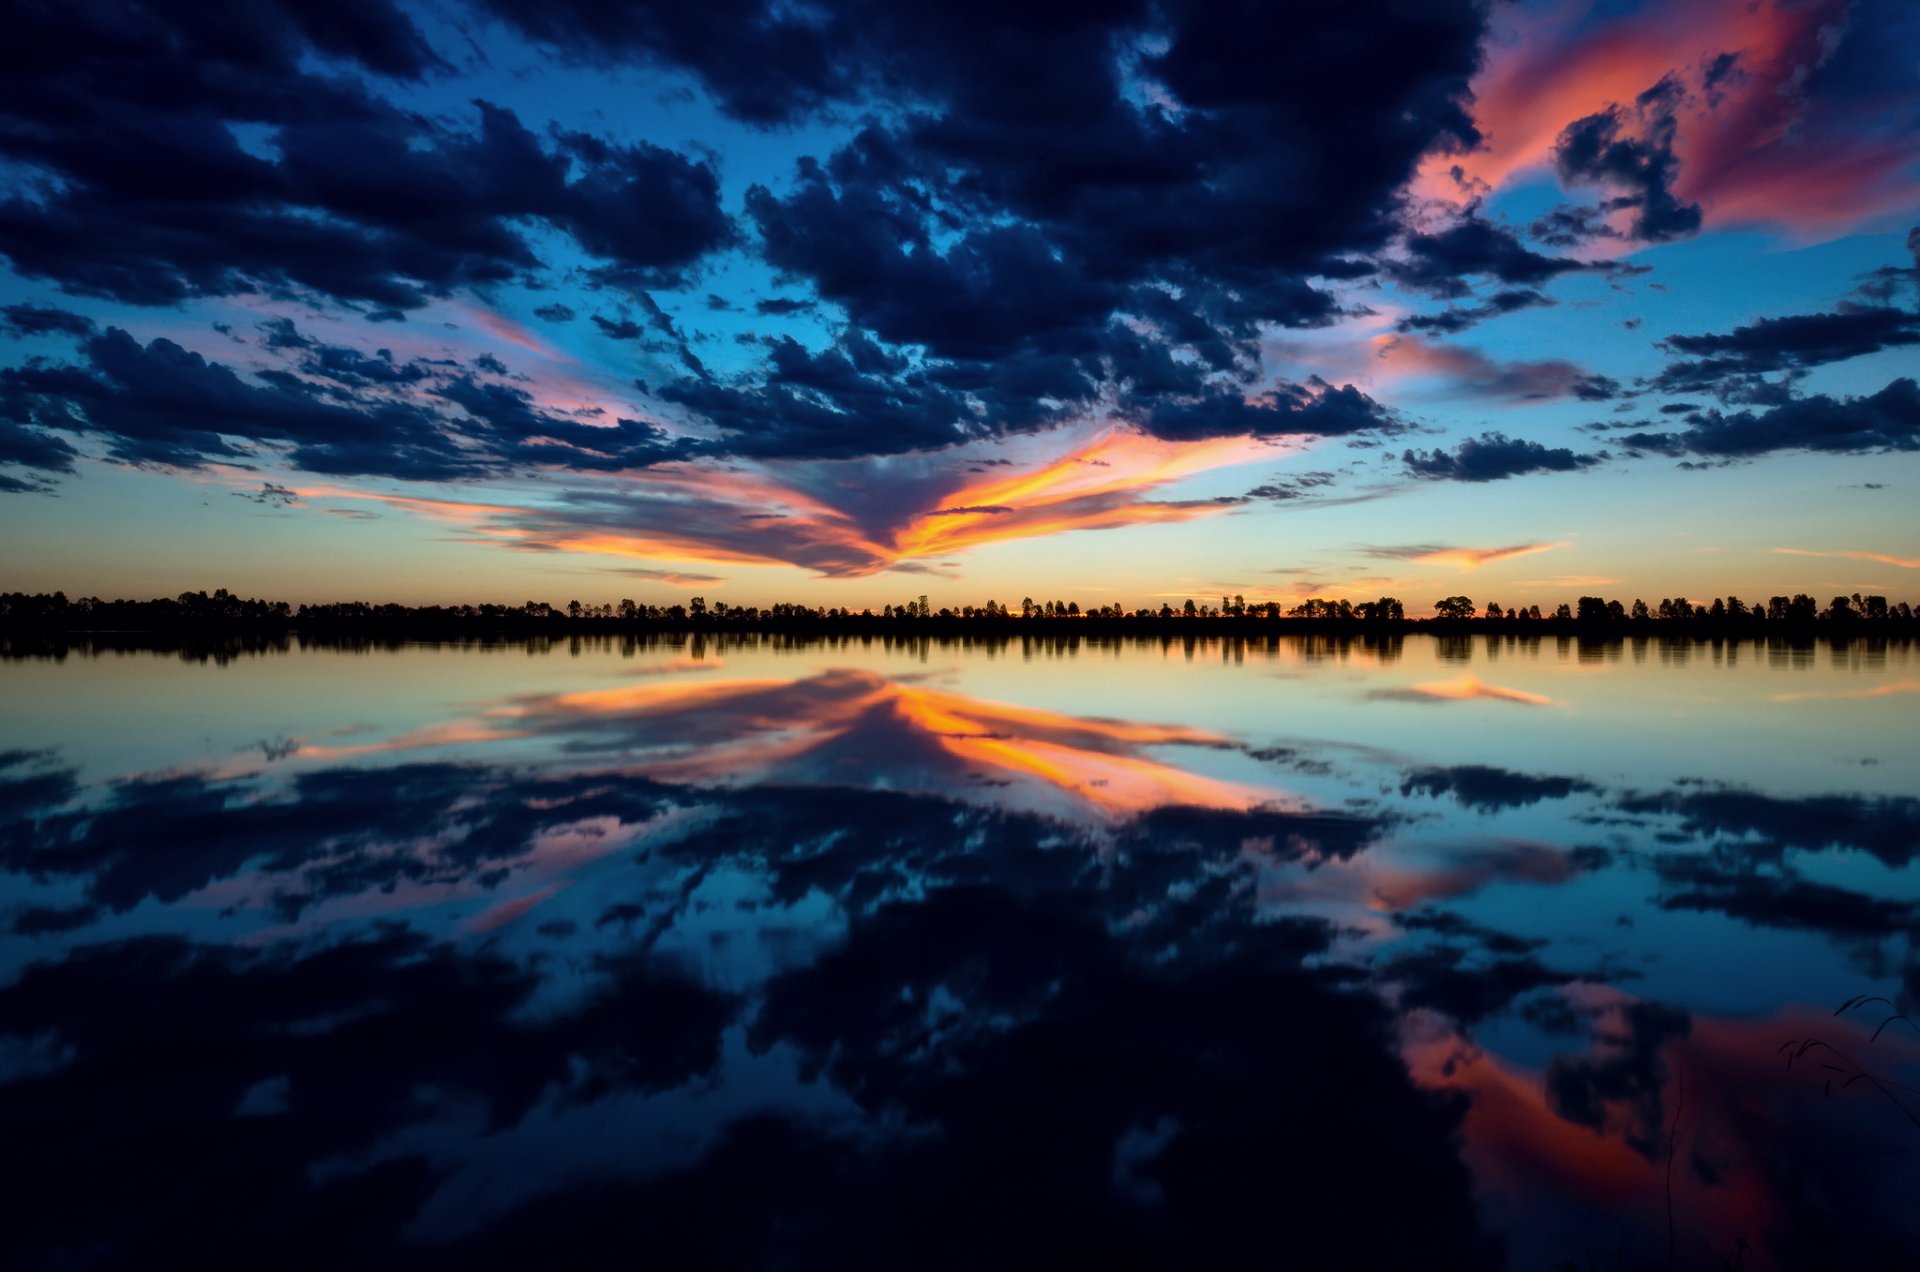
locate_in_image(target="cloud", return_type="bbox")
[0,417,80,493]
[596,1,1491,456]
[1387,216,1590,299]
[0,303,96,339]
[609,568,727,586]
[233,482,300,508]
[1616,378,1920,460]
[1771,547,1920,569]
[1375,336,1619,403]
[1363,542,1568,570]
[1652,307,1920,394]
[300,426,1272,577]
[0,326,690,481]
[1550,76,1702,245]
[0,6,730,312]
[1394,290,1554,335]
[1135,379,1398,442]
[1402,433,1604,483]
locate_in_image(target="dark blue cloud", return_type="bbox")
[1395,289,1555,335]
[1652,307,1920,394]
[1550,77,1702,245]
[0,2,730,312]
[0,303,97,338]
[1388,218,1590,299]
[1620,378,1920,460]
[0,327,687,481]
[1402,433,1604,483]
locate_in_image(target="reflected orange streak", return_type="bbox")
[549,676,803,716]
[1409,675,1558,707]
[1770,679,1920,703]
[264,666,1290,819]
[557,671,1282,815]
[890,684,1273,815]
[295,720,525,760]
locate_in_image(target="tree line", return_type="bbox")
[2,587,1915,636]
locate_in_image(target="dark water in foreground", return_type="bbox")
[2,634,1916,1269]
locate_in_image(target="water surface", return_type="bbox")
[3,634,1917,1268]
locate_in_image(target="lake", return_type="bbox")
[3,633,1916,1269]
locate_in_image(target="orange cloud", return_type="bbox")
[1369,541,1568,571]
[1772,547,1920,569]
[295,425,1278,578]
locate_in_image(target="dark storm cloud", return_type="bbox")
[2,327,467,475]
[0,3,730,311]
[1387,218,1589,299]
[1401,433,1604,482]
[1550,78,1702,246]
[625,0,1490,457]
[1395,289,1554,335]
[0,303,97,339]
[474,0,854,126]
[1651,307,1920,394]
[0,327,688,481]
[591,314,646,341]
[1137,380,1397,443]
[654,332,991,458]
[1529,203,1618,250]
[0,0,1669,481]
[1617,378,1920,460]
[0,418,81,492]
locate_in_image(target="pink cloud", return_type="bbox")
[1419,0,1920,238]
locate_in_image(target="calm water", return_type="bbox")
[3,634,1917,1269]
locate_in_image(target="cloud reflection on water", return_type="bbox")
[0,646,1917,1269]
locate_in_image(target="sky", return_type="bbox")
[1,0,1917,614]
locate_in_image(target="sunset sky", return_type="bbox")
[2,0,1917,613]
